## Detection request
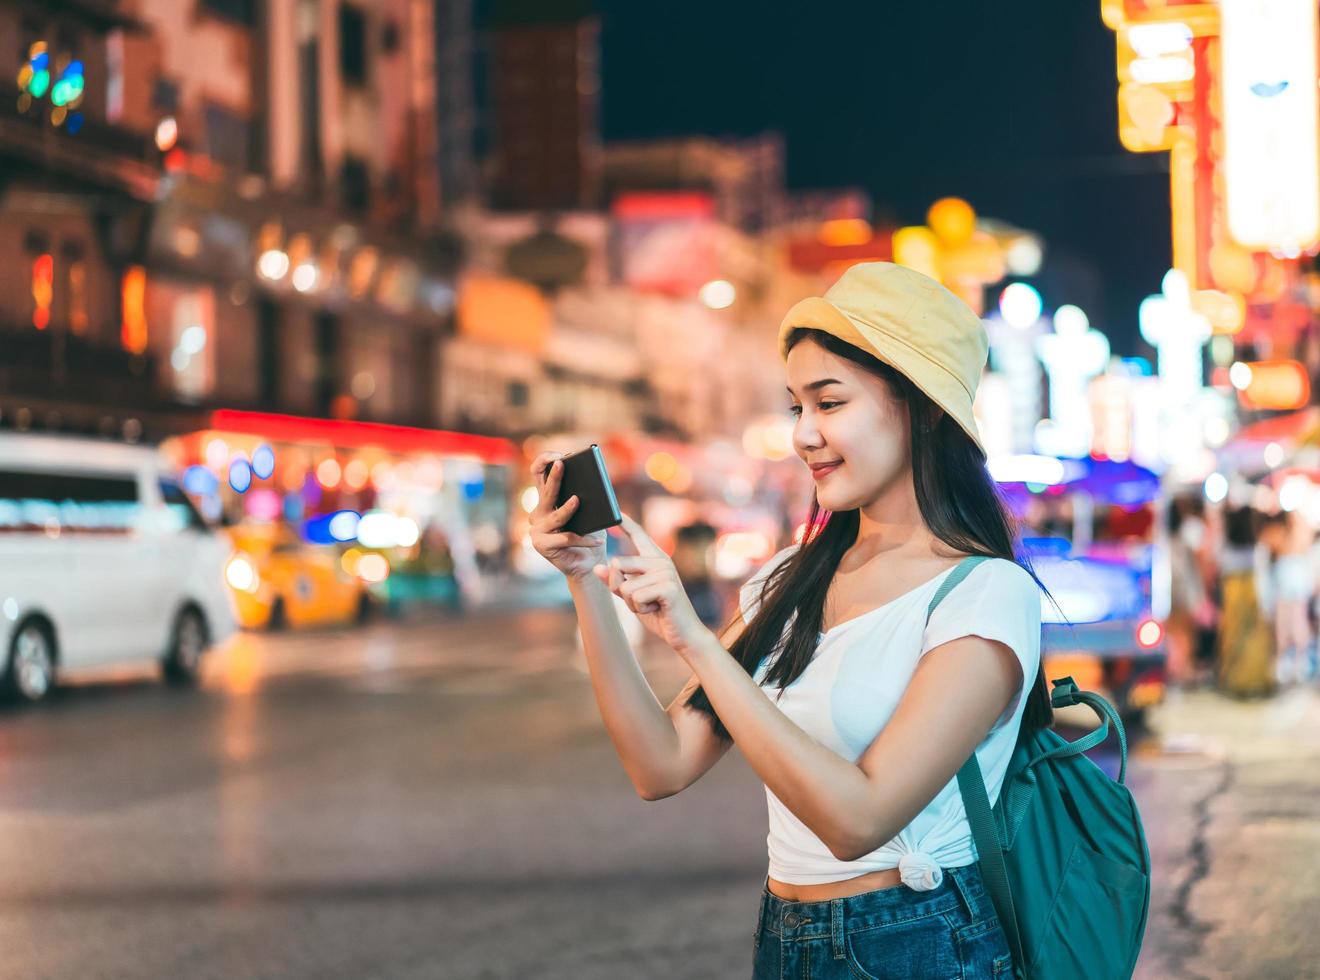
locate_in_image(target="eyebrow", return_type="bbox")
[785,378,844,396]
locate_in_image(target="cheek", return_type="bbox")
[849,429,908,479]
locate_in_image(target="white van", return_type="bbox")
[0,433,237,702]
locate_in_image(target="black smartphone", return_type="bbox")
[542,444,623,536]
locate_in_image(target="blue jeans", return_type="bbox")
[751,864,1013,979]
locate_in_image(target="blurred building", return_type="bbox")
[0,0,168,437]
[435,0,478,206]
[136,0,460,432]
[600,132,786,234]
[484,0,600,211]
[1,0,472,442]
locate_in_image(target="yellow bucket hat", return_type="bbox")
[778,261,989,458]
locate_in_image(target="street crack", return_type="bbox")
[1166,756,1233,973]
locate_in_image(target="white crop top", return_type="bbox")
[739,545,1042,890]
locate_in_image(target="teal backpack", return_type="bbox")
[927,556,1152,980]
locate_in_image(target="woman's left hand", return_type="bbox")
[593,513,712,658]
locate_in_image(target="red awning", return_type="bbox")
[207,409,520,464]
[1230,407,1320,447]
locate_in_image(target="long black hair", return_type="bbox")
[685,327,1055,741]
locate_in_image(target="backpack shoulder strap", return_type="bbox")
[924,555,991,621]
[958,754,1026,972]
[924,556,1028,974]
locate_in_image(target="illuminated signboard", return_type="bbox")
[1221,0,1320,252]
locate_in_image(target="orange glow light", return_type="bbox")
[121,265,148,353]
[926,198,976,248]
[343,458,369,490]
[316,458,343,489]
[818,219,873,247]
[31,253,53,330]
[1238,359,1311,411]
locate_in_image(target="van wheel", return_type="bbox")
[267,598,287,632]
[163,608,208,686]
[5,621,56,703]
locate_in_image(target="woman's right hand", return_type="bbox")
[528,452,607,581]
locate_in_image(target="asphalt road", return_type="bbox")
[0,611,1315,979]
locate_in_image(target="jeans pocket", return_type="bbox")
[844,914,962,980]
[954,916,1014,979]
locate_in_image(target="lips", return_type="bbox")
[811,462,842,479]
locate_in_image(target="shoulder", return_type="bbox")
[922,556,1042,668]
[938,557,1041,614]
[966,556,1039,591]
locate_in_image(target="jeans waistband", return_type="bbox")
[756,863,992,942]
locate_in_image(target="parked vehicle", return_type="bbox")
[224,522,374,630]
[995,456,1169,724]
[0,433,237,702]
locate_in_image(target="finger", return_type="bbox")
[531,453,562,483]
[618,570,665,601]
[533,460,565,512]
[537,455,563,484]
[608,555,666,574]
[538,530,596,549]
[531,498,581,534]
[629,582,668,610]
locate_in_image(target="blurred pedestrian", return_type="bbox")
[672,520,722,627]
[1166,496,1213,687]
[1272,509,1317,686]
[1215,506,1277,699]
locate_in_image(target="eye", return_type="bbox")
[787,401,841,417]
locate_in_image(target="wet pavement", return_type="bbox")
[0,610,1316,978]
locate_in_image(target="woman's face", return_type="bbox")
[785,339,911,511]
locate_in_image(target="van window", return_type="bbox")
[0,469,140,533]
[159,478,208,531]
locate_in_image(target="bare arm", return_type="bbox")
[680,630,1020,859]
[570,574,738,800]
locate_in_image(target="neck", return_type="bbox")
[850,468,938,559]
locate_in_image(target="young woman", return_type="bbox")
[528,262,1052,979]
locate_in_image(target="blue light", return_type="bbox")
[182,464,219,496]
[302,509,360,545]
[251,443,276,480]
[65,112,83,134]
[228,458,253,493]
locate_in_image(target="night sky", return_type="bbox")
[595,1,1172,357]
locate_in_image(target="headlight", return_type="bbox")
[355,552,390,584]
[225,553,261,594]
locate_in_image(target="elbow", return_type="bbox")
[827,838,868,863]
[633,772,681,801]
[826,822,879,863]
[635,782,678,802]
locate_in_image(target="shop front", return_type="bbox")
[163,409,519,628]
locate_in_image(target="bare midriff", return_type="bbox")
[766,866,904,902]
